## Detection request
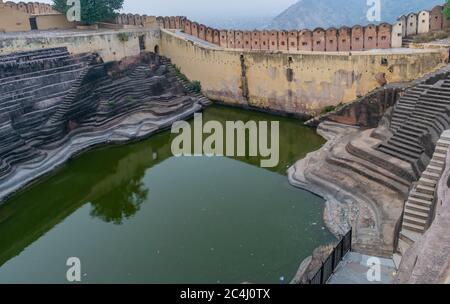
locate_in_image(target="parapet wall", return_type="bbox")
[0,28,161,62]
[159,4,448,52]
[0,21,447,117]
[1,1,57,15]
[159,29,447,116]
[114,13,158,28]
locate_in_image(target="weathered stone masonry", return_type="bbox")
[0,48,206,202]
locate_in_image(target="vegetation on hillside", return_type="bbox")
[53,0,124,25]
[414,30,450,43]
[445,0,450,21]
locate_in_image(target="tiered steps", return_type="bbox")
[389,85,431,132]
[398,130,450,251]
[0,48,92,177]
[402,36,414,48]
[378,76,450,177]
[0,49,205,182]
[160,57,212,106]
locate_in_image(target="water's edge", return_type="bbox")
[0,104,202,205]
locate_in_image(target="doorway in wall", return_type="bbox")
[29,18,38,30]
[139,35,146,52]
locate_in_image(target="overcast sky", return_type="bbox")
[37,0,298,18]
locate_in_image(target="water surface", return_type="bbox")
[0,105,334,283]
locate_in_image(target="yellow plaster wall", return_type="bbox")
[35,14,75,30]
[0,7,30,32]
[0,29,161,62]
[160,29,447,115]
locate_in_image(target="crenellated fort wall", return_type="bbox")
[1,2,449,117]
[1,1,57,15]
[156,4,448,52]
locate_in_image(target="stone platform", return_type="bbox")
[328,252,396,284]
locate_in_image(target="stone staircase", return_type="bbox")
[0,48,73,79]
[388,84,432,132]
[378,74,450,179]
[0,49,207,202]
[160,57,212,106]
[397,130,450,256]
[0,48,93,177]
[402,36,414,48]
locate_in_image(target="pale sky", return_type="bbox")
[37,0,298,18]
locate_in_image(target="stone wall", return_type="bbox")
[0,6,30,32]
[0,1,78,32]
[157,3,448,52]
[306,87,402,128]
[34,14,75,30]
[1,1,56,15]
[177,21,402,52]
[115,13,158,28]
[159,29,447,116]
[0,28,161,62]
[1,25,447,116]
[431,5,444,31]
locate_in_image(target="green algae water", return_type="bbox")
[0,105,334,284]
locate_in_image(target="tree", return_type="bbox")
[53,0,124,25]
[445,1,450,21]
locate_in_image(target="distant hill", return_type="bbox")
[268,0,444,30]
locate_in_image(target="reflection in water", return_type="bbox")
[89,177,148,225]
[0,130,173,266]
[0,105,332,283]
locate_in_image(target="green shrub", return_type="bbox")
[53,0,124,25]
[117,32,129,43]
[320,105,336,115]
[445,0,450,21]
[173,65,202,93]
[173,65,189,82]
[188,80,202,93]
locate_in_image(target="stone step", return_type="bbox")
[437,139,450,147]
[420,93,450,102]
[400,229,423,244]
[387,140,423,154]
[427,164,443,174]
[399,122,429,134]
[394,132,420,144]
[419,177,437,187]
[414,104,448,115]
[396,128,424,139]
[407,118,443,135]
[430,159,445,167]
[402,222,426,233]
[404,207,429,220]
[379,142,421,159]
[377,145,416,164]
[405,201,431,213]
[403,215,427,226]
[422,170,441,180]
[433,152,447,162]
[399,233,414,247]
[435,146,449,155]
[415,184,436,196]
